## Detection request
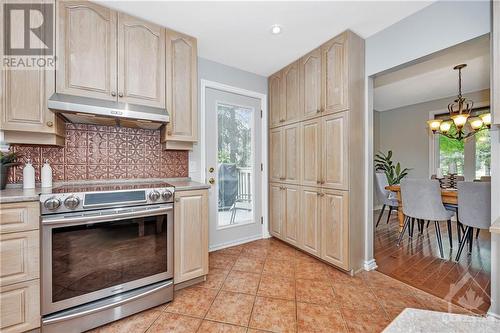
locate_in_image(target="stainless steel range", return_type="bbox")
[40,181,175,333]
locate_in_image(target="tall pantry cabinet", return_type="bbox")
[268,30,365,272]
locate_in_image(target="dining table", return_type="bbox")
[385,184,458,230]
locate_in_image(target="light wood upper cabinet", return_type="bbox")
[282,61,300,123]
[301,118,322,187]
[322,112,348,190]
[269,73,283,127]
[300,48,323,119]
[283,185,300,246]
[118,13,165,108]
[269,127,284,182]
[322,33,349,114]
[283,123,301,183]
[56,1,117,100]
[162,30,198,147]
[269,183,284,239]
[320,189,349,270]
[174,190,208,284]
[300,187,321,257]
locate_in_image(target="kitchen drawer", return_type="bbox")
[0,230,40,287]
[0,279,40,333]
[0,202,39,234]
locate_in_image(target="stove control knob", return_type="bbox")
[161,190,173,200]
[64,195,80,210]
[44,197,61,211]
[149,190,160,201]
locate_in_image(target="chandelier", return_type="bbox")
[427,64,491,141]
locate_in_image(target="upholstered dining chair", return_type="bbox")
[455,182,491,261]
[398,179,454,258]
[374,172,398,228]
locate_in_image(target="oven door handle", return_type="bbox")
[41,204,173,226]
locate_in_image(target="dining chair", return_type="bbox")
[398,179,454,258]
[374,172,398,228]
[455,182,491,261]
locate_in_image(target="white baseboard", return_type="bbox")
[209,234,263,252]
[262,231,271,239]
[363,259,378,271]
[487,309,500,320]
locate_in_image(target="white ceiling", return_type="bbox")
[374,35,490,112]
[98,0,433,76]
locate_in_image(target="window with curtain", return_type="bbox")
[435,107,491,179]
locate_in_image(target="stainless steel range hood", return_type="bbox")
[48,94,169,130]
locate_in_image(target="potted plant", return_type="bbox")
[0,151,21,190]
[375,150,410,185]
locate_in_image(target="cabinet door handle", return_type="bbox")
[316,180,321,184]
[316,192,321,196]
[316,109,321,113]
[118,92,124,97]
[46,121,53,127]
[111,91,116,97]
[320,193,325,197]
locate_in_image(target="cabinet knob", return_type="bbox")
[118,92,124,97]
[316,180,321,184]
[46,121,53,127]
[316,109,321,113]
[111,91,116,97]
[167,130,172,135]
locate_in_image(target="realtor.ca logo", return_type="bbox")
[3,1,55,69]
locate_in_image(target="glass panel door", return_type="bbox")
[217,103,254,227]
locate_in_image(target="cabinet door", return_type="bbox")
[174,190,208,283]
[164,30,198,142]
[322,112,348,190]
[269,73,282,127]
[282,61,300,123]
[283,123,300,183]
[0,280,40,333]
[320,190,348,270]
[322,33,348,114]
[269,183,284,239]
[284,185,300,246]
[301,118,321,187]
[118,13,165,108]
[56,1,117,100]
[269,127,283,182]
[0,230,39,287]
[300,48,322,119]
[300,187,321,257]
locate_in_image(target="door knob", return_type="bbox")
[208,167,215,173]
[118,92,124,97]
[208,177,215,185]
[111,91,116,97]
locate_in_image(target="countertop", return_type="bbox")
[490,217,500,235]
[383,308,499,333]
[0,178,210,204]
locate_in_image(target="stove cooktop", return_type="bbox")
[51,181,173,194]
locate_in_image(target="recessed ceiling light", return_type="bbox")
[270,24,282,35]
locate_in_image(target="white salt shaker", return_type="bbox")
[41,160,52,188]
[23,159,35,189]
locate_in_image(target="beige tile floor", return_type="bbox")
[89,238,476,333]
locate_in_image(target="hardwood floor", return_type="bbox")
[374,209,491,315]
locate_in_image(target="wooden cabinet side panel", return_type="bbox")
[174,190,208,283]
[165,30,198,142]
[118,13,165,108]
[56,1,117,100]
[0,280,40,333]
[320,190,349,269]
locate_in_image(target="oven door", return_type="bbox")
[41,204,173,315]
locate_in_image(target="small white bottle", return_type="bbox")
[41,160,53,188]
[23,159,35,189]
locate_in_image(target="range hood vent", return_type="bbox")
[48,94,169,130]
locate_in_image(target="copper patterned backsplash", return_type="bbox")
[8,123,188,184]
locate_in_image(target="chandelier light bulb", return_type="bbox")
[468,117,483,130]
[440,121,452,133]
[427,119,442,132]
[451,114,469,129]
[479,113,491,126]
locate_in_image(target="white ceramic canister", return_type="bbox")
[41,160,53,188]
[23,159,35,189]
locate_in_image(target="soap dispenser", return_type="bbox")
[23,159,35,189]
[41,160,53,188]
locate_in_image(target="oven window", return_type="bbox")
[52,215,168,302]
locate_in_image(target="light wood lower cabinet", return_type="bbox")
[0,201,41,333]
[0,280,40,333]
[283,185,300,246]
[300,187,321,257]
[269,183,284,238]
[174,190,208,284]
[320,189,349,270]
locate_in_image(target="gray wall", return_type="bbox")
[374,89,490,180]
[189,57,267,181]
[366,0,490,76]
